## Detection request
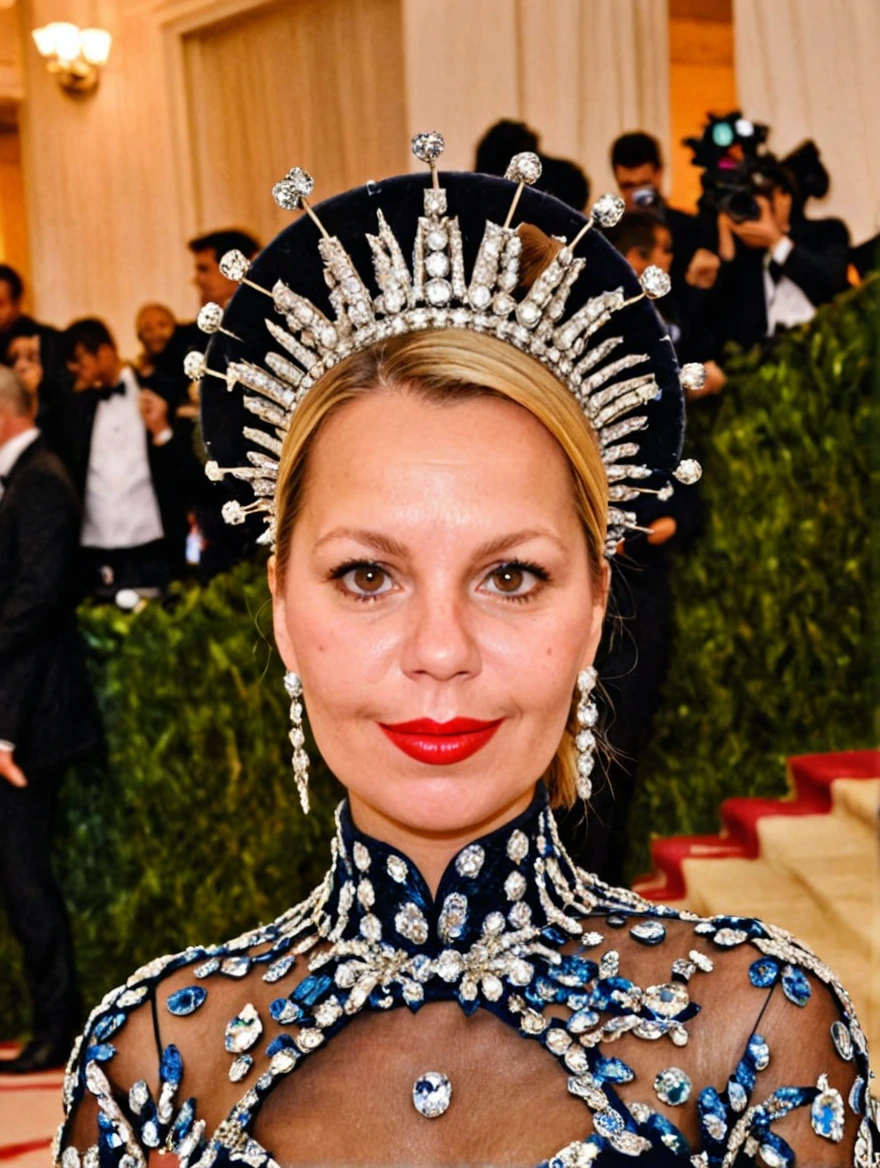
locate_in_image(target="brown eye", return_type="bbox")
[491,566,525,594]
[351,566,387,593]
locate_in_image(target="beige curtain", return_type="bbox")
[403,0,670,199]
[184,0,408,243]
[734,0,880,244]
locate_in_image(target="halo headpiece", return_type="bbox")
[197,133,703,556]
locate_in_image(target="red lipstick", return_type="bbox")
[379,717,503,765]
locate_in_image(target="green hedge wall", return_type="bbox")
[0,280,876,1037]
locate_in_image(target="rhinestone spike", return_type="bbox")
[183,351,206,380]
[680,362,706,390]
[198,302,224,334]
[505,152,542,185]
[272,168,315,211]
[640,266,672,299]
[673,459,702,485]
[219,249,250,280]
[411,131,445,163]
[592,193,625,228]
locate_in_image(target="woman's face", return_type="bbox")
[271,390,606,838]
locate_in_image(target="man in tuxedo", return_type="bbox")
[708,161,850,351]
[610,132,698,289]
[0,367,98,1072]
[57,318,201,595]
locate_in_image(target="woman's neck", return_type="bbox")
[346,786,538,897]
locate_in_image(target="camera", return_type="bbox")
[685,112,770,223]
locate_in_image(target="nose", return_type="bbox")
[399,587,481,683]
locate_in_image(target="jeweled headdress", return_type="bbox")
[195,133,703,556]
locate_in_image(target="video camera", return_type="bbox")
[685,112,830,224]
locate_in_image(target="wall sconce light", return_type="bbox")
[32,22,112,95]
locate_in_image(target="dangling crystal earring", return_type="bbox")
[574,667,598,801]
[283,671,310,814]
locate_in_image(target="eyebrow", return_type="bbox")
[312,527,567,560]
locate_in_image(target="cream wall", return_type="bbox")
[17,0,189,355]
[15,0,670,354]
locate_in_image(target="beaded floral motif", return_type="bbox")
[55,790,877,1168]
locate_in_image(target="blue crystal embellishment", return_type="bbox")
[654,1067,691,1106]
[166,986,208,1016]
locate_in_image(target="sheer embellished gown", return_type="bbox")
[56,786,877,1167]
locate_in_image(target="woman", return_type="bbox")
[133,303,178,380]
[55,137,875,1167]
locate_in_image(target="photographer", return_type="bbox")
[709,160,849,351]
[610,132,698,288]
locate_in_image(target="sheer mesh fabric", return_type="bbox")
[64,915,869,1166]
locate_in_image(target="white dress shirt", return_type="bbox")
[0,427,40,502]
[80,365,165,549]
[763,236,816,335]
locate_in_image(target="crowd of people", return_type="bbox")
[0,116,869,1071]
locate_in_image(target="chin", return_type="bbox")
[353,770,537,837]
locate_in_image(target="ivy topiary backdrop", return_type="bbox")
[0,281,875,1036]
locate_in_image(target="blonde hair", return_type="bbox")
[274,329,609,808]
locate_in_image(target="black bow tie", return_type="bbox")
[767,259,785,284]
[98,381,126,402]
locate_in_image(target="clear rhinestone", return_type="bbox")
[411,132,445,164]
[425,252,450,279]
[412,1070,452,1118]
[508,901,532,929]
[352,842,371,871]
[545,1028,573,1055]
[435,949,464,982]
[689,949,714,972]
[386,855,408,883]
[483,911,506,935]
[359,913,382,942]
[507,830,529,863]
[504,871,527,901]
[713,927,748,947]
[630,920,667,945]
[425,278,451,306]
[576,700,598,727]
[673,459,702,485]
[183,351,206,380]
[224,1003,262,1054]
[577,666,597,691]
[197,302,224,334]
[272,167,314,210]
[811,1077,845,1142]
[219,249,250,280]
[481,974,504,1001]
[644,983,689,1018]
[269,1049,297,1075]
[314,998,343,1027]
[438,893,468,942]
[592,193,625,228]
[640,265,671,299]
[505,152,542,185]
[455,845,486,879]
[395,902,429,945]
[831,1020,853,1061]
[228,1054,253,1082]
[758,1144,787,1167]
[680,362,706,391]
[574,729,596,754]
[654,1067,691,1106]
[728,1080,747,1112]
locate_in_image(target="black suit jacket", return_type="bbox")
[54,384,203,575]
[0,435,99,772]
[710,215,850,353]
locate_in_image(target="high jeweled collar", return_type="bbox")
[323,783,599,955]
